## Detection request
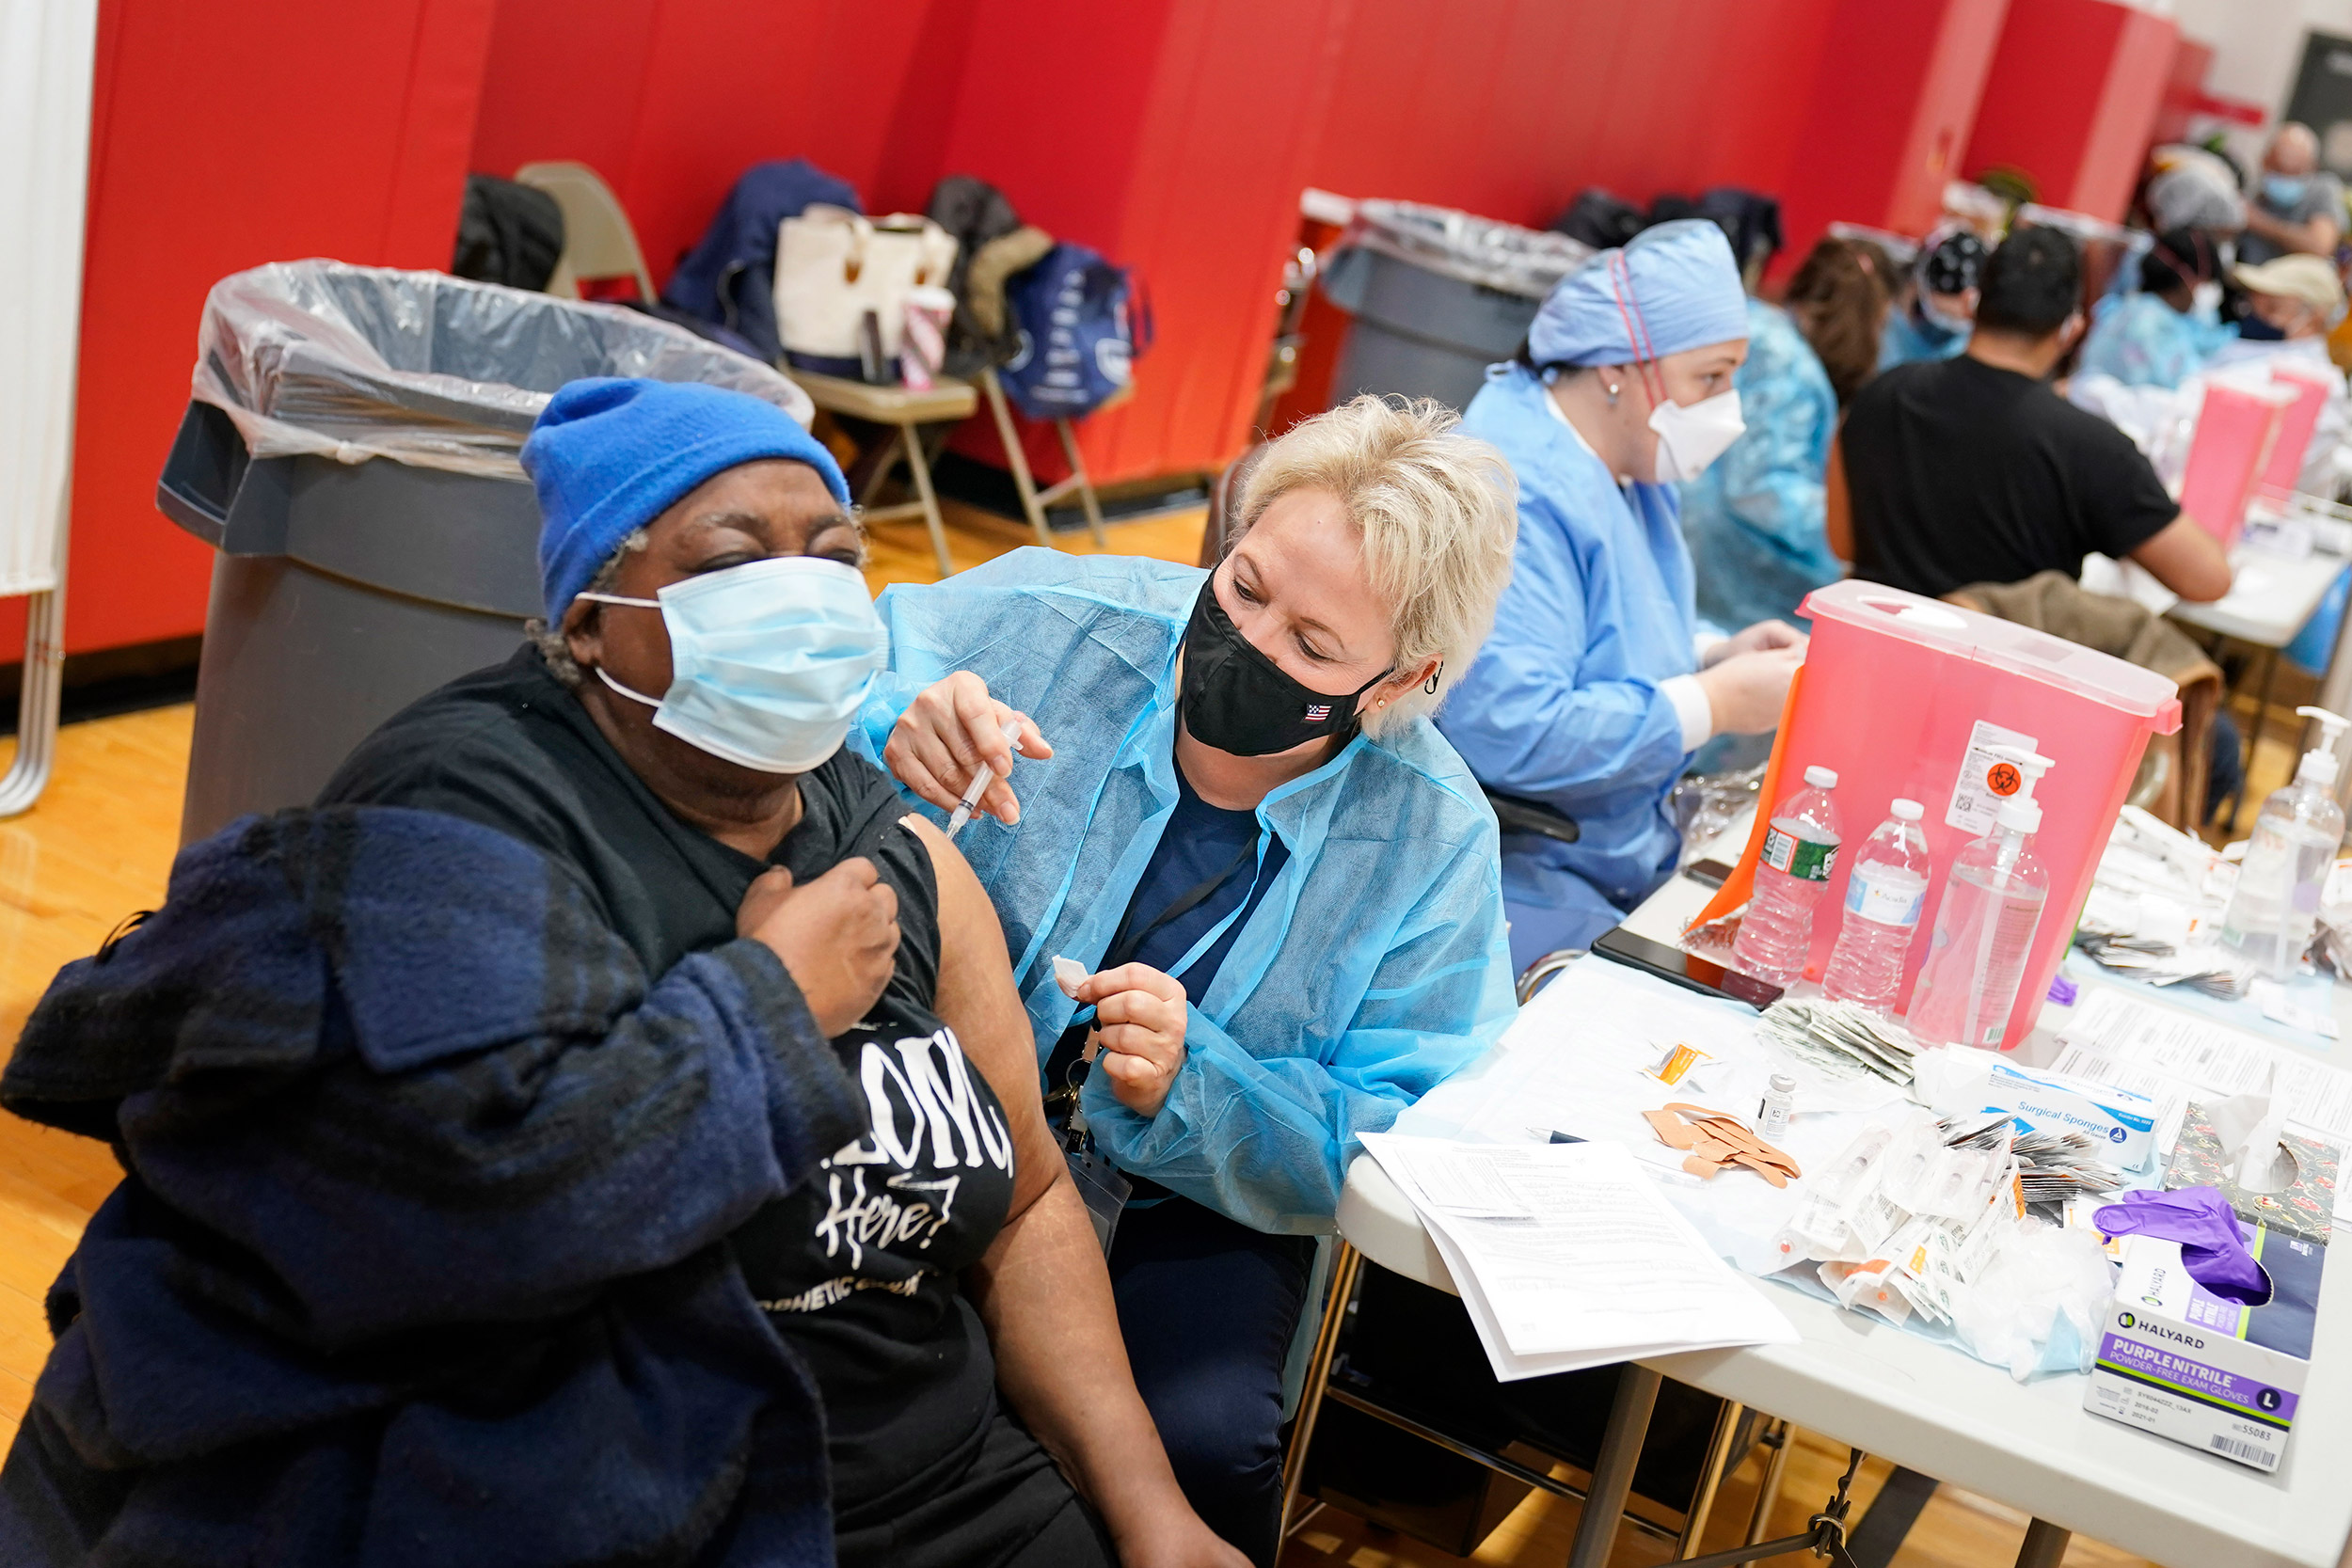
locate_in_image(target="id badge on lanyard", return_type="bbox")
[1061,1105,1134,1255]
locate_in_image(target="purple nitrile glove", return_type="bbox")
[2096,1186,2272,1306]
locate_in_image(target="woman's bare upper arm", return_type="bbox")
[899,816,1062,1214]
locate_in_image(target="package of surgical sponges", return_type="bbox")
[1981,1061,2164,1172]
[2085,1227,2323,1472]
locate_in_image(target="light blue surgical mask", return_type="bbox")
[2265,174,2310,208]
[580,555,888,773]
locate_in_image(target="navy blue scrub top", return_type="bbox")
[1120,765,1292,993]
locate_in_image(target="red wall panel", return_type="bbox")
[1305,0,1844,231]
[1963,0,2178,221]
[61,0,2150,657]
[60,0,494,658]
[2153,38,2215,146]
[961,0,1858,485]
[933,0,1349,486]
[467,0,956,285]
[1776,0,2011,272]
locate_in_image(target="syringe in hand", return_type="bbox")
[946,717,1027,841]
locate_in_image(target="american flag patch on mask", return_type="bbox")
[1304,704,1332,722]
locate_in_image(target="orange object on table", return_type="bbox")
[1643,1103,1803,1187]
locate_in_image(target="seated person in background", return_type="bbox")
[0,378,1245,1568]
[864,397,1519,1564]
[1831,225,2233,606]
[2233,121,2344,266]
[1680,233,1892,630]
[2204,253,2351,497]
[2220,251,2348,356]
[1878,227,1986,369]
[2076,228,2235,388]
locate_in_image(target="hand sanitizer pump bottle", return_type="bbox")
[2222,706,2351,979]
[1908,749,2055,1048]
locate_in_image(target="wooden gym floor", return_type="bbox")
[0,499,2163,1564]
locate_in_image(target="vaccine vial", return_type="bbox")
[1757,1073,1796,1142]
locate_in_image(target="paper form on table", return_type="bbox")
[2275,1057,2352,1147]
[1390,957,1902,1278]
[2049,989,2352,1147]
[1359,1132,1798,1381]
[2055,990,2275,1096]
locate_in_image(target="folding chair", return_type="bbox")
[514,161,657,304]
[788,371,977,578]
[977,368,1112,549]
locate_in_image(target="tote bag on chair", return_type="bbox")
[774,205,959,376]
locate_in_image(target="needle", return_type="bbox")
[946,717,1027,841]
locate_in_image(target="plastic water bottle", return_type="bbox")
[1732,766,1843,987]
[1908,749,2055,1049]
[1820,799,1931,1013]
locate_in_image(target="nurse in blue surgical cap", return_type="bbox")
[1440,219,1805,971]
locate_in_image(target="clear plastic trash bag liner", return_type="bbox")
[1321,199,1594,308]
[192,259,816,481]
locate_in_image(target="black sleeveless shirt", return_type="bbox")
[320,647,1017,1523]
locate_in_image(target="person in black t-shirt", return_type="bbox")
[1831,224,2233,605]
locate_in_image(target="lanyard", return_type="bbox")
[1101,833,1260,974]
[1046,832,1260,1098]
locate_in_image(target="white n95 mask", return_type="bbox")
[579,555,889,773]
[1648,388,1745,483]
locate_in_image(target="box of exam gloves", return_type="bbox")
[2084,1230,2324,1472]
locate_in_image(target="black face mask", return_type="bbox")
[2239,313,2288,341]
[1179,578,1390,757]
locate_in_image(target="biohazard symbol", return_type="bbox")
[1986,761,2023,797]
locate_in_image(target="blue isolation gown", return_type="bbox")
[1878,301,1969,370]
[1438,362,1703,971]
[2076,292,2238,389]
[1678,298,1841,630]
[852,550,1516,1234]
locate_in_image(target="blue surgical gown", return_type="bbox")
[1678,298,1841,629]
[1878,302,1968,370]
[2076,292,2237,389]
[1438,362,1700,972]
[852,549,1517,1234]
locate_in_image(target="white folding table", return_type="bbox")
[1293,856,2352,1568]
[2168,545,2348,826]
[2168,547,2346,650]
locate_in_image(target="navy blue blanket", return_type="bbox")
[0,807,864,1567]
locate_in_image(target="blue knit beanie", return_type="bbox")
[523,378,850,623]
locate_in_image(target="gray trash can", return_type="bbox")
[1318,201,1591,410]
[157,261,815,844]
